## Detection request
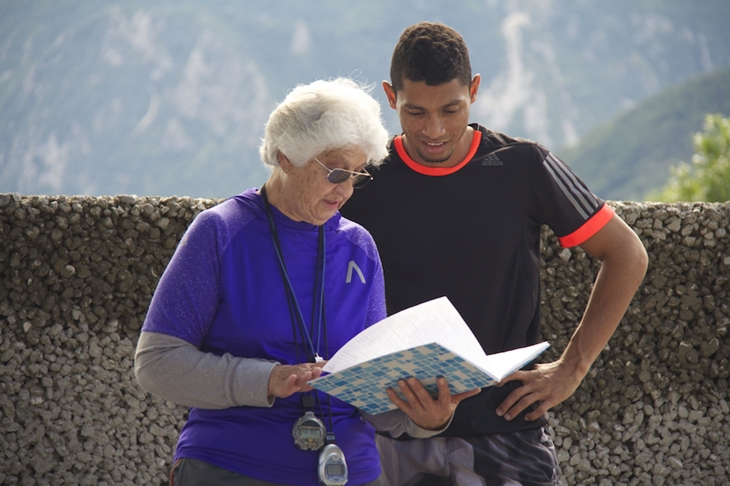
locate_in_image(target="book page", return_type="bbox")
[312,297,550,412]
[478,342,550,381]
[323,297,487,373]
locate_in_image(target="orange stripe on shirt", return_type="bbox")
[559,204,615,248]
[395,130,482,176]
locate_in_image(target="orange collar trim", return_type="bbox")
[394,129,482,176]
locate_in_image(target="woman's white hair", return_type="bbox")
[259,78,389,168]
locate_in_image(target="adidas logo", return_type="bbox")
[481,154,504,166]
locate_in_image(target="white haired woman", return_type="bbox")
[135,78,478,486]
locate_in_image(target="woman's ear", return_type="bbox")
[277,151,292,173]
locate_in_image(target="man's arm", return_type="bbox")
[496,213,648,421]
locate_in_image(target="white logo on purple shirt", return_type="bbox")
[346,261,366,284]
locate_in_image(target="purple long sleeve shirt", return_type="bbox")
[141,188,386,485]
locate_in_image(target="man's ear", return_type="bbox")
[382,81,397,109]
[469,74,481,104]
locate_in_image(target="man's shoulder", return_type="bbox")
[470,125,553,174]
[354,139,407,180]
[473,124,544,152]
[383,135,403,165]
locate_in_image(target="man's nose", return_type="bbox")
[422,115,446,139]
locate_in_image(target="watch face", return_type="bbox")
[293,412,326,450]
[318,444,348,486]
[299,425,323,440]
[326,463,345,476]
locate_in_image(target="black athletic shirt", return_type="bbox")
[340,124,614,437]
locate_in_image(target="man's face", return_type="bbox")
[383,76,480,168]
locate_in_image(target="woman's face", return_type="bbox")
[279,146,368,226]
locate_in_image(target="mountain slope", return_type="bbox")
[560,69,730,201]
[2,1,730,197]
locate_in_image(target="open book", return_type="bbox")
[308,297,549,415]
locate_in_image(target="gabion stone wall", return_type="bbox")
[540,202,729,485]
[1,194,728,486]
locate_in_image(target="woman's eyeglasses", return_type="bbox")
[314,157,373,189]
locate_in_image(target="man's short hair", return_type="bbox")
[390,22,472,93]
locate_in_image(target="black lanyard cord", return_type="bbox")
[259,184,338,443]
[260,185,325,363]
[262,186,303,363]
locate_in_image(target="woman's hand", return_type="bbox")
[387,377,480,430]
[268,362,326,399]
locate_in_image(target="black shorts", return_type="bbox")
[376,427,562,486]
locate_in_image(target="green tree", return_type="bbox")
[651,114,730,202]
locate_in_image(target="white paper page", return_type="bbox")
[323,297,487,373]
[475,342,550,381]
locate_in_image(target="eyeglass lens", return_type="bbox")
[327,170,371,188]
[315,157,372,188]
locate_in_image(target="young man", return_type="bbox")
[340,22,648,486]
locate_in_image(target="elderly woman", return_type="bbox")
[135,78,477,486]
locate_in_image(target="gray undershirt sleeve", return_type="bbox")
[359,408,454,439]
[134,331,277,409]
[135,331,454,436]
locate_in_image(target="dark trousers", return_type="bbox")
[171,457,385,486]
